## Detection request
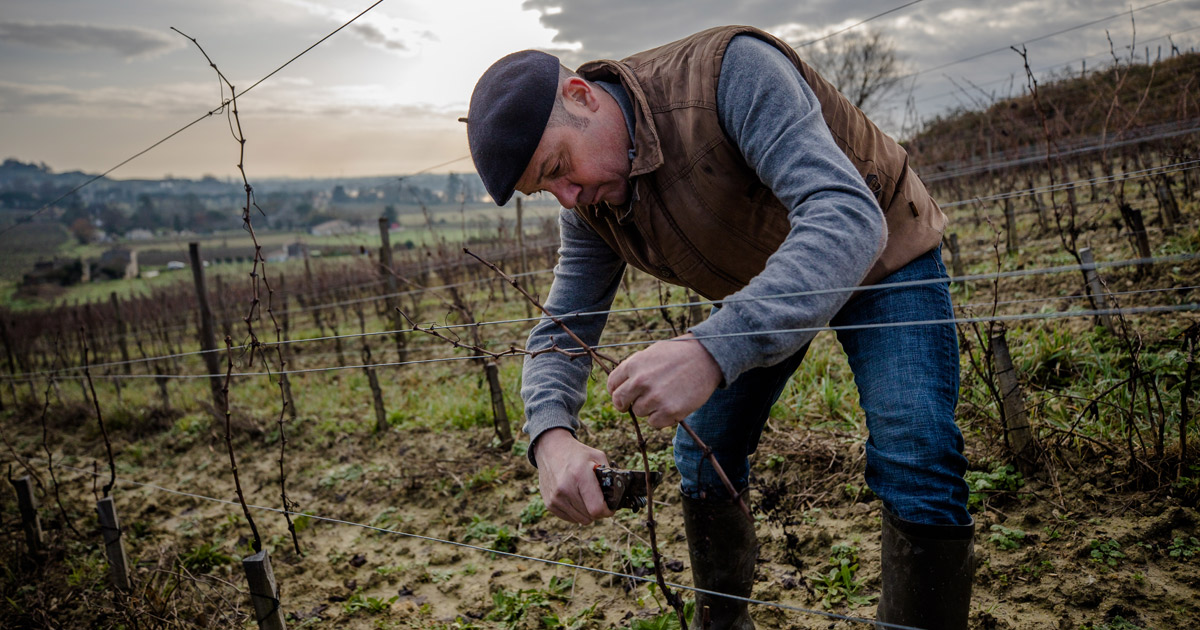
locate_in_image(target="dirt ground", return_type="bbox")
[3,381,1198,630]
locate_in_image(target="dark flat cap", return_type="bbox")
[467,50,560,206]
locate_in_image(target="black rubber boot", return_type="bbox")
[682,495,757,630]
[877,510,975,630]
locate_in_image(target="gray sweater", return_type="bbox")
[520,36,886,458]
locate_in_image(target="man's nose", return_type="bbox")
[548,181,580,208]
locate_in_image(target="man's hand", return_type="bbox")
[607,333,722,429]
[534,428,616,524]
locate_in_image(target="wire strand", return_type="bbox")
[0,0,388,236]
[11,302,1195,383]
[6,253,1197,380]
[900,0,1181,81]
[939,158,1200,208]
[925,126,1200,183]
[18,160,1194,378]
[794,0,925,47]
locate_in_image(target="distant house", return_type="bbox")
[310,219,355,236]
[267,248,288,263]
[286,242,308,258]
[21,259,85,287]
[96,248,139,280]
[126,228,155,241]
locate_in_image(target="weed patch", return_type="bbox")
[808,544,875,609]
[964,463,1025,511]
[1089,539,1126,567]
[989,524,1028,550]
[463,516,517,553]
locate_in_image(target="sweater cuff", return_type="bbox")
[689,311,759,388]
[523,409,579,468]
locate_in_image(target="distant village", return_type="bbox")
[0,158,550,291]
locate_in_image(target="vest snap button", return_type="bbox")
[657,265,674,278]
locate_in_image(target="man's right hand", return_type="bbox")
[533,428,616,525]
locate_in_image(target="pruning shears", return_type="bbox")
[594,465,663,512]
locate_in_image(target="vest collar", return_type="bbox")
[576,59,665,177]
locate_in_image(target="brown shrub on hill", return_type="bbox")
[906,51,1200,173]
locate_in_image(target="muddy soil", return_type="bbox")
[3,387,1197,630]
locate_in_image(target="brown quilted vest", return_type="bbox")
[573,25,946,300]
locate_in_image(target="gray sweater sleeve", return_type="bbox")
[519,207,625,461]
[689,35,887,385]
[520,36,886,455]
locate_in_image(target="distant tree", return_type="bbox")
[96,203,130,234]
[384,204,398,224]
[181,192,205,215]
[802,29,905,117]
[69,217,96,244]
[460,177,479,203]
[408,185,438,205]
[59,201,90,227]
[332,185,351,203]
[131,194,163,230]
[444,172,462,204]
[0,190,37,209]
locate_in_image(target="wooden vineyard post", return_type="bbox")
[1065,183,1078,225]
[484,360,514,450]
[11,476,43,555]
[1004,197,1017,254]
[687,291,706,326]
[277,275,297,421]
[378,217,408,364]
[96,496,132,590]
[947,233,965,283]
[109,292,131,377]
[990,329,1037,471]
[1156,181,1180,235]
[1080,248,1114,332]
[1030,181,1048,233]
[243,549,287,630]
[214,274,234,342]
[355,304,388,434]
[368,362,387,434]
[515,198,533,319]
[189,243,226,414]
[1117,203,1152,271]
[0,315,17,403]
[85,302,121,405]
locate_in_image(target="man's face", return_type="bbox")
[515,82,631,208]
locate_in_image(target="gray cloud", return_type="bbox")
[519,0,1200,126]
[349,23,438,54]
[0,77,457,124]
[522,0,1194,64]
[0,21,183,59]
[352,22,410,52]
[522,0,848,59]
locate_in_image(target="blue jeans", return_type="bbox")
[673,247,971,526]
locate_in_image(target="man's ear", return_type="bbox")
[562,77,599,113]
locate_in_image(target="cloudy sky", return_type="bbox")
[2,0,1198,180]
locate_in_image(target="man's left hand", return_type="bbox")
[607,333,722,429]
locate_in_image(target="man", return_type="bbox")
[465,25,974,630]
